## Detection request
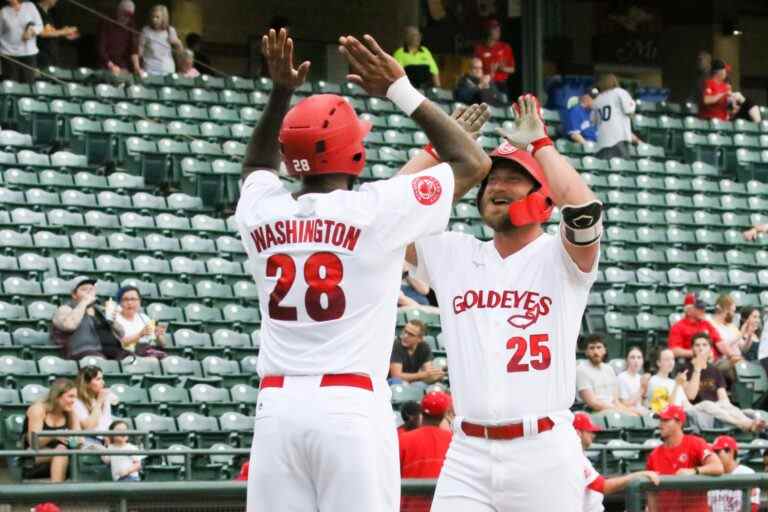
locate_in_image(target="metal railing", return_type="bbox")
[625,474,768,512]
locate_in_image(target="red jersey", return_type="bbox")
[699,79,730,120]
[473,41,515,82]
[667,317,721,359]
[399,426,452,478]
[646,435,714,512]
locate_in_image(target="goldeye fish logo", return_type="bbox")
[452,289,552,329]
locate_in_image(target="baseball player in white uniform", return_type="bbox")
[573,412,659,512]
[402,94,603,511]
[236,29,490,512]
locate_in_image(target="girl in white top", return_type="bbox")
[617,346,650,414]
[103,420,142,481]
[645,348,689,413]
[73,366,117,446]
[134,4,182,76]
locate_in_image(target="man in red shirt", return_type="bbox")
[668,293,721,361]
[646,405,724,512]
[473,19,515,94]
[399,391,453,512]
[699,59,732,121]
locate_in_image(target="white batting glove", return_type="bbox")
[495,94,548,150]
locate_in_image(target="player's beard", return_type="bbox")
[483,212,514,232]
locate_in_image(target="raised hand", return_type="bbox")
[262,28,310,91]
[452,103,491,139]
[744,226,760,241]
[495,94,547,149]
[338,34,405,97]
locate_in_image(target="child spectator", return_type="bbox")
[177,48,199,78]
[103,420,142,482]
[645,348,690,414]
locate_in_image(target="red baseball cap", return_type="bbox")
[658,404,686,423]
[33,504,61,512]
[573,412,601,432]
[421,391,452,417]
[683,292,707,309]
[712,435,738,452]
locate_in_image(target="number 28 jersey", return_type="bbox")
[415,232,598,421]
[235,166,454,382]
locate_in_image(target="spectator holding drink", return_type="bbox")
[113,286,167,358]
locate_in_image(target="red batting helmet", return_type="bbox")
[279,94,371,177]
[477,141,554,227]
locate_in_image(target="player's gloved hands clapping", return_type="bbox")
[452,103,491,139]
[496,94,547,149]
[338,34,405,97]
[261,28,311,91]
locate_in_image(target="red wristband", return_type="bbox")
[530,137,554,156]
[423,143,440,161]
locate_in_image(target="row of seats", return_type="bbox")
[0,187,204,212]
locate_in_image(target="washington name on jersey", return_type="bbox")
[248,218,362,253]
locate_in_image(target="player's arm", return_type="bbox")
[398,103,491,181]
[498,95,600,273]
[242,28,310,180]
[338,34,491,200]
[693,453,724,476]
[603,471,659,494]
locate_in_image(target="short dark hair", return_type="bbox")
[740,307,759,329]
[585,334,605,348]
[109,419,128,430]
[405,319,426,337]
[116,285,140,303]
[691,331,711,345]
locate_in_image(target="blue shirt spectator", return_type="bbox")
[561,93,597,145]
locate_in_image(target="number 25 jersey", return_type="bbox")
[235,166,454,382]
[415,232,598,421]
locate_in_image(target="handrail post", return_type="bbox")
[70,451,80,482]
[742,489,751,512]
[185,452,192,481]
[625,478,646,512]
[118,498,128,512]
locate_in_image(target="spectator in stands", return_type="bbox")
[699,59,731,121]
[73,365,117,446]
[645,348,690,414]
[98,0,139,76]
[593,73,637,159]
[709,294,748,385]
[398,262,431,309]
[0,0,44,83]
[393,26,440,89]
[23,378,79,481]
[33,0,78,69]
[667,292,721,361]
[576,335,641,416]
[50,277,108,360]
[738,307,761,360]
[398,392,452,512]
[683,333,765,432]
[744,222,768,242]
[176,48,199,78]
[562,92,598,145]
[113,286,167,359]
[454,57,502,106]
[729,84,761,123]
[707,435,760,512]
[617,346,650,414]
[185,33,213,75]
[389,320,445,385]
[574,412,659,510]
[474,18,515,96]
[645,404,723,512]
[397,401,422,435]
[134,4,182,76]
[103,420,141,481]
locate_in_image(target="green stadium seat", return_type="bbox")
[156,213,191,232]
[159,279,195,300]
[115,101,146,119]
[168,120,201,138]
[94,255,132,277]
[37,355,77,378]
[159,86,189,103]
[229,123,252,140]
[693,210,720,227]
[97,191,132,210]
[189,384,234,416]
[664,192,693,209]
[239,355,258,375]
[232,280,258,300]
[61,189,97,208]
[21,384,48,404]
[179,235,215,255]
[665,210,694,226]
[177,411,226,447]
[390,383,424,406]
[149,384,195,416]
[3,277,42,298]
[634,246,665,265]
[239,106,260,124]
[56,253,94,275]
[126,84,158,101]
[147,303,184,325]
[144,104,179,124]
[178,104,209,122]
[218,411,253,445]
[4,168,36,187]
[110,383,152,416]
[733,361,768,408]
[222,140,246,159]
[135,412,187,448]
[698,268,727,286]
[206,257,241,277]
[209,105,239,124]
[121,356,162,380]
[216,236,245,256]
[228,385,258,414]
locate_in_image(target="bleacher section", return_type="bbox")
[2,67,768,479]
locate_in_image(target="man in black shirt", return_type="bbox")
[389,320,445,384]
[34,0,78,69]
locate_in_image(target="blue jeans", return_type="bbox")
[119,473,140,482]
